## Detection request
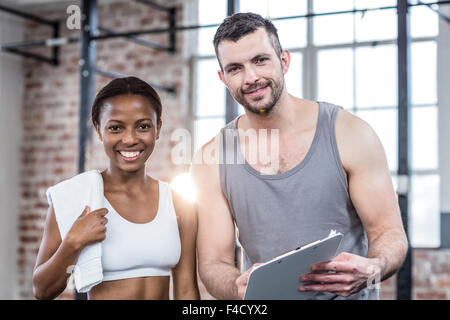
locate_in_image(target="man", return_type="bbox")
[191,12,408,300]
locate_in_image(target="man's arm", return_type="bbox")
[191,137,241,300]
[338,110,408,281]
[300,109,408,297]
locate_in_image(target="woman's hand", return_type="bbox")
[65,206,109,251]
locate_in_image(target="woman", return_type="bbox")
[32,76,200,300]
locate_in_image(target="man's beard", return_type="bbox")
[234,76,284,116]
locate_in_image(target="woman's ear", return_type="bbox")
[95,124,103,142]
[156,120,162,140]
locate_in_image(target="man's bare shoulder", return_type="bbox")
[190,133,229,206]
[191,133,222,184]
[336,108,380,144]
[335,108,387,172]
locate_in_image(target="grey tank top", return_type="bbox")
[219,101,378,300]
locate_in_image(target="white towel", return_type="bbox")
[46,169,104,293]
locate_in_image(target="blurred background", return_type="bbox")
[0,0,449,299]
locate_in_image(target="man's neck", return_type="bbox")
[239,93,316,134]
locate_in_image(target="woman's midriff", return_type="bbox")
[88,276,170,300]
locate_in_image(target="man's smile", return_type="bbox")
[244,85,269,97]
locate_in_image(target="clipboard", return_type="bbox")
[243,231,344,300]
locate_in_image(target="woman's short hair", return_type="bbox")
[91,76,162,128]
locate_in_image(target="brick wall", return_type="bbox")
[380,249,450,300]
[18,0,193,299]
[16,0,450,300]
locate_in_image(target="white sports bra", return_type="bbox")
[101,180,181,281]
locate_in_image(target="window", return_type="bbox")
[318,48,354,108]
[193,0,440,247]
[313,0,439,247]
[193,0,227,151]
[410,39,439,247]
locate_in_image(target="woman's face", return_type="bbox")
[96,94,161,173]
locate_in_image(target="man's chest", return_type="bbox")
[238,129,316,175]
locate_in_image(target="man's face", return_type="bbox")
[217,28,290,116]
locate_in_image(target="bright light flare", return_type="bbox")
[170,172,197,203]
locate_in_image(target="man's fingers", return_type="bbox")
[332,291,352,298]
[311,261,356,273]
[249,263,263,273]
[299,283,353,293]
[238,271,251,286]
[246,263,263,279]
[238,263,263,286]
[301,272,353,284]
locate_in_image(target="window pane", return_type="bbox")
[268,0,307,18]
[356,109,398,171]
[410,174,440,248]
[274,19,307,49]
[239,0,269,17]
[412,106,438,170]
[285,51,303,98]
[198,0,226,24]
[313,13,354,46]
[236,1,308,49]
[411,41,437,105]
[391,174,398,191]
[227,0,308,49]
[355,9,397,42]
[196,59,225,117]
[197,0,226,55]
[194,118,225,151]
[313,0,353,13]
[198,27,218,55]
[354,0,396,9]
[240,0,307,18]
[317,48,354,108]
[410,5,439,38]
[355,45,397,108]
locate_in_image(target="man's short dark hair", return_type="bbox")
[213,12,283,69]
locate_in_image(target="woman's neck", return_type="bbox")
[101,166,150,193]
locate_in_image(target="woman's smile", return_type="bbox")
[117,149,144,162]
[95,93,161,173]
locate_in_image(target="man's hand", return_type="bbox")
[299,252,383,298]
[235,263,263,299]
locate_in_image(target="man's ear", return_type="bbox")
[218,70,227,88]
[280,49,291,75]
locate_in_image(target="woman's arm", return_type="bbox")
[171,190,201,300]
[32,205,108,299]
